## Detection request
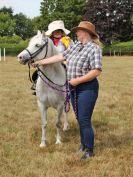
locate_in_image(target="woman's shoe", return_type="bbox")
[79,144,86,152]
[80,149,94,160]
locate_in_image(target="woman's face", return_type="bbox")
[52,30,64,38]
[76,29,91,42]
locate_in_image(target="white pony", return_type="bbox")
[18,31,69,147]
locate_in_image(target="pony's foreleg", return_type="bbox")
[37,100,47,147]
[55,105,63,144]
[63,112,70,131]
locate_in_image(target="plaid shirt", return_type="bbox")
[63,41,102,80]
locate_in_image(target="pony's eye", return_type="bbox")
[35,44,40,47]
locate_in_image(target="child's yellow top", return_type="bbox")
[61,36,71,49]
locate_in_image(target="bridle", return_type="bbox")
[26,37,66,87]
[25,38,48,62]
[26,38,48,83]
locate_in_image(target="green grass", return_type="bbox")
[0,57,133,177]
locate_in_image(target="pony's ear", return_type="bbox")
[42,30,46,37]
[37,30,41,35]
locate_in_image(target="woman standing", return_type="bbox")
[32,21,102,160]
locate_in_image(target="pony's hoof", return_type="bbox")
[55,140,62,145]
[40,142,47,148]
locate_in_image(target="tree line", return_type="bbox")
[0,0,132,44]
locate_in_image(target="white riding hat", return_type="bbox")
[45,20,70,36]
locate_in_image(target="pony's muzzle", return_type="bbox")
[17,54,22,62]
[17,55,27,65]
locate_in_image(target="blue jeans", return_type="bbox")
[69,78,99,150]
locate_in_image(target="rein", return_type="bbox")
[37,65,70,113]
[28,63,33,83]
[37,65,66,87]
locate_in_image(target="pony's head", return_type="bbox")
[18,30,48,65]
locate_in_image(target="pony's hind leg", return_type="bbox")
[37,100,47,147]
[55,105,63,144]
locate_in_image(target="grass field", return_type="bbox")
[0,56,133,177]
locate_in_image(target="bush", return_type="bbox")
[0,36,133,56]
[0,41,28,56]
[103,41,133,56]
[0,35,23,44]
[0,35,29,56]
